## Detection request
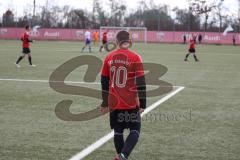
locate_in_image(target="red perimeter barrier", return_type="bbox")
[0,28,239,45]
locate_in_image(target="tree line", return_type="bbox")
[1,0,240,32]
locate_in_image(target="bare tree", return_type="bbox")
[109,0,127,26]
[173,7,201,31]
[214,0,228,33]
[238,0,240,32]
[33,0,36,16]
[92,0,105,27]
[189,0,216,32]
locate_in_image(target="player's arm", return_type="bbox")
[100,57,110,114]
[101,75,109,108]
[28,39,33,42]
[136,75,146,110]
[135,55,146,112]
[27,36,34,43]
[23,34,34,42]
[20,37,33,42]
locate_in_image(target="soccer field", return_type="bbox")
[0,40,240,160]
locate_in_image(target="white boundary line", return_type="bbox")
[0,77,184,159]
[0,78,183,88]
[69,86,185,160]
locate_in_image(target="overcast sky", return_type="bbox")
[0,0,239,19]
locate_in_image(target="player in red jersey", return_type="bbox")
[184,34,199,62]
[15,25,36,68]
[100,30,146,160]
[99,31,108,52]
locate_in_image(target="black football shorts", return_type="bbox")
[188,48,195,53]
[110,108,141,131]
[22,48,31,54]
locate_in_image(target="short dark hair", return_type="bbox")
[116,30,130,44]
[25,25,30,30]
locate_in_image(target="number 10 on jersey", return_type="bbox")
[110,66,128,88]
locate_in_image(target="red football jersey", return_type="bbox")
[102,32,107,41]
[22,32,30,48]
[189,39,195,49]
[101,49,144,110]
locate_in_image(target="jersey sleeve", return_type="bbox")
[101,56,110,77]
[135,55,144,77]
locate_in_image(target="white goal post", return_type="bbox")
[100,26,147,43]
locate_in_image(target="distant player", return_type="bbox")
[232,35,236,46]
[184,35,199,62]
[81,29,92,53]
[183,34,187,44]
[93,31,99,45]
[99,31,108,52]
[100,30,146,160]
[15,25,36,68]
[198,34,202,44]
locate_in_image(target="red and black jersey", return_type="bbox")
[21,32,32,48]
[101,49,145,110]
[102,32,107,42]
[189,39,195,49]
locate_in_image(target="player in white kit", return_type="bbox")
[81,29,92,53]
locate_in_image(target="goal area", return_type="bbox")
[100,26,147,43]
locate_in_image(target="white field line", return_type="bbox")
[0,78,183,88]
[0,48,239,55]
[69,86,185,160]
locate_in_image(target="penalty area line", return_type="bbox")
[69,86,185,160]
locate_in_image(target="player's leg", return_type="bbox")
[27,53,36,67]
[94,38,96,46]
[193,52,199,62]
[99,43,104,52]
[88,40,92,53]
[96,38,99,46]
[99,40,106,52]
[81,45,86,52]
[114,127,125,155]
[16,54,25,64]
[87,44,91,53]
[99,45,103,52]
[103,43,107,51]
[120,109,141,159]
[111,110,125,157]
[81,40,87,52]
[185,48,194,61]
[184,52,190,61]
[15,49,26,67]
